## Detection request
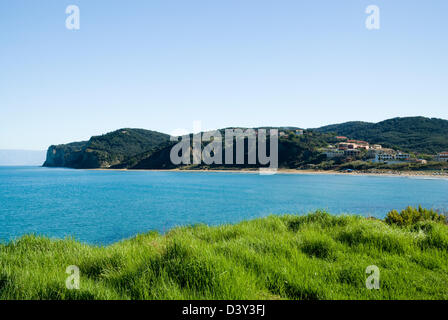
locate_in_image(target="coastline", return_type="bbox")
[87,167,448,179]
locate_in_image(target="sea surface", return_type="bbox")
[1,166,448,245]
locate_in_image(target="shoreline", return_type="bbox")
[87,167,448,179]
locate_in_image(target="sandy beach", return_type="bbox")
[88,167,448,179]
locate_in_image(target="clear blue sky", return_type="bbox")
[1,0,447,150]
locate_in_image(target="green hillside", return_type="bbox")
[119,129,333,170]
[43,129,170,169]
[42,117,448,170]
[315,117,448,154]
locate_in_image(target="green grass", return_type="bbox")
[1,211,447,300]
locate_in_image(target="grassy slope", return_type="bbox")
[1,212,447,300]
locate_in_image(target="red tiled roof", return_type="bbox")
[347,139,368,144]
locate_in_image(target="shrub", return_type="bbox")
[385,206,447,227]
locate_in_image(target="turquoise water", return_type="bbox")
[1,166,448,244]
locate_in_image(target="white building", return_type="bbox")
[344,149,361,157]
[324,150,344,158]
[373,153,396,162]
[367,148,395,159]
[436,152,448,162]
[395,153,411,161]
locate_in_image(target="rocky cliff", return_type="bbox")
[43,129,170,169]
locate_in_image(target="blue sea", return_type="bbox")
[1,166,447,245]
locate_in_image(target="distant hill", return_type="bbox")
[43,129,170,168]
[315,117,448,154]
[42,116,448,170]
[0,150,46,166]
[43,128,333,170]
[115,129,332,170]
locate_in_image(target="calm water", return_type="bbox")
[1,166,448,244]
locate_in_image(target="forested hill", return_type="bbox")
[43,129,170,168]
[42,116,448,169]
[315,117,448,154]
[114,129,332,170]
[43,128,333,169]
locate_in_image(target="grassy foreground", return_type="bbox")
[1,211,448,300]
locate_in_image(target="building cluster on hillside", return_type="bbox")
[323,136,429,164]
[436,152,448,162]
[278,130,448,164]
